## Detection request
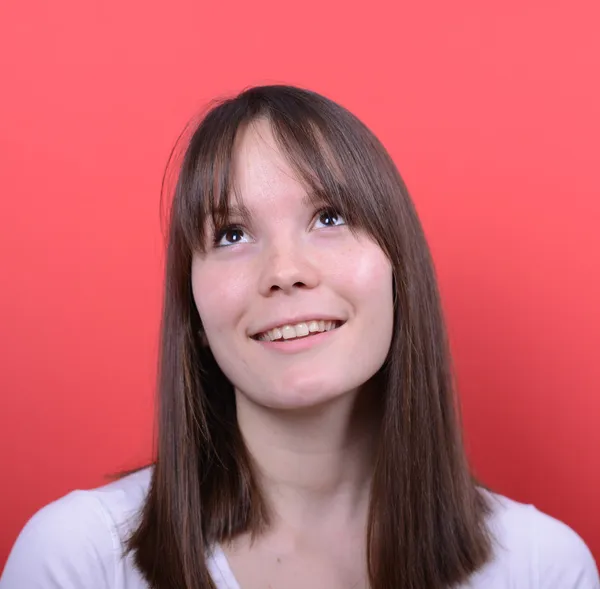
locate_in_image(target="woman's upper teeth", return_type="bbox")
[258,320,338,341]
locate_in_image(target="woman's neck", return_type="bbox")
[235,387,379,531]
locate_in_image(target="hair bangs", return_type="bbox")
[266,110,375,236]
[173,100,253,254]
[173,92,397,256]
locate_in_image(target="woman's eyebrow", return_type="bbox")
[211,191,322,226]
[212,202,253,225]
[302,190,327,208]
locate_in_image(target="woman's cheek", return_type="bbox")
[326,240,391,294]
[193,262,254,330]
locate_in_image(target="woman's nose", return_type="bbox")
[257,240,320,296]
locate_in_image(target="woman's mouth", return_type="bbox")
[252,320,344,342]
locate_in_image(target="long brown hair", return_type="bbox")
[127,85,494,589]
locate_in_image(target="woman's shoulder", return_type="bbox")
[0,467,153,589]
[472,489,599,588]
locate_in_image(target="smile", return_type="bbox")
[253,320,344,342]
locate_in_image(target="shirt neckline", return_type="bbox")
[208,544,242,589]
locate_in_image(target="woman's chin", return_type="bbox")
[236,384,360,413]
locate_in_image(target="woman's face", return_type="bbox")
[191,119,394,410]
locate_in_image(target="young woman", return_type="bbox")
[1,85,598,589]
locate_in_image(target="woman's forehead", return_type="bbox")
[232,120,296,179]
[229,121,309,210]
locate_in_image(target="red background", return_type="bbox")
[1,0,598,570]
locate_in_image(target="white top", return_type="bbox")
[1,467,598,588]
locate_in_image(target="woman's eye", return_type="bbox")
[214,226,249,247]
[314,208,346,229]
